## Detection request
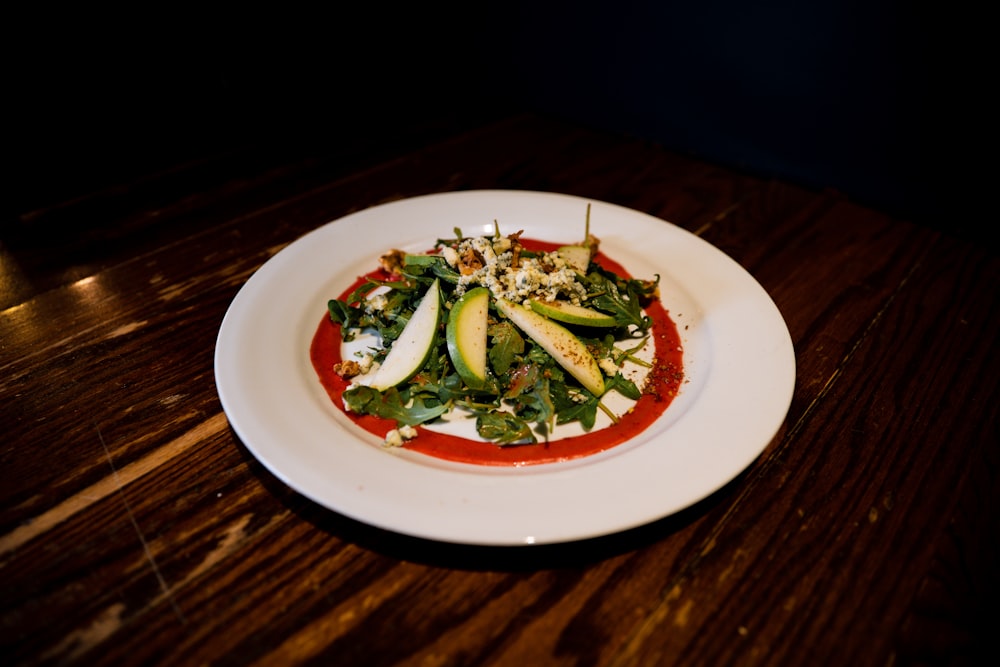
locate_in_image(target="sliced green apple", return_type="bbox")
[556,244,592,273]
[495,298,606,396]
[368,278,441,391]
[528,299,617,328]
[446,287,489,389]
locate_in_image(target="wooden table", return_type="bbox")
[3,112,997,666]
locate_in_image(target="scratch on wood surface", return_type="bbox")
[96,422,187,624]
[39,602,126,664]
[699,536,716,557]
[0,412,229,557]
[783,254,929,450]
[105,321,147,339]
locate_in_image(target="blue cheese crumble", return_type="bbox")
[444,235,587,305]
[384,424,418,447]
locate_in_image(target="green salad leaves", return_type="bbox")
[327,223,659,445]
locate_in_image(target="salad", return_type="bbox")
[326,209,663,447]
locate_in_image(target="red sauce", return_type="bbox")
[310,240,684,466]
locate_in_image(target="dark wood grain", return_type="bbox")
[2,113,997,667]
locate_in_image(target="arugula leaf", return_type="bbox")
[399,255,461,285]
[327,299,386,342]
[476,410,536,444]
[604,373,642,400]
[514,375,556,426]
[403,254,440,269]
[348,278,409,304]
[556,399,599,430]
[328,299,358,328]
[503,362,540,399]
[342,386,449,426]
[488,321,524,375]
[584,273,645,330]
[614,335,652,368]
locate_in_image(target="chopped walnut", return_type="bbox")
[458,246,485,275]
[508,230,524,269]
[379,249,407,276]
[333,360,363,379]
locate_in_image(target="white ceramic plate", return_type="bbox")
[214,190,795,545]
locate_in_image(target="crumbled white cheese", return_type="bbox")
[349,360,381,390]
[599,357,620,377]
[355,352,374,373]
[365,294,389,312]
[441,246,460,267]
[384,424,419,447]
[450,236,587,305]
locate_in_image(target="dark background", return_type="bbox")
[7,2,981,240]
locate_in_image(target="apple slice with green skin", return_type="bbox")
[368,278,441,391]
[528,299,617,328]
[446,287,489,389]
[495,298,606,396]
[556,245,592,273]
